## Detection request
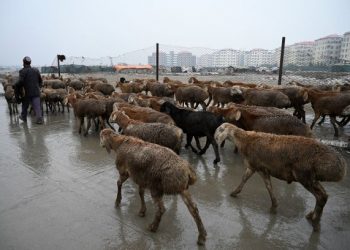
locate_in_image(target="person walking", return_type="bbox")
[15,56,44,124]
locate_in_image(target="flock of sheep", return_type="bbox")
[1,73,349,245]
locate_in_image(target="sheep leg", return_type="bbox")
[98,116,105,130]
[199,101,207,111]
[148,192,165,232]
[310,113,321,130]
[78,116,84,134]
[185,135,199,154]
[258,171,278,212]
[7,102,12,115]
[329,115,339,137]
[231,167,255,197]
[84,118,92,136]
[317,115,326,125]
[198,136,212,155]
[210,137,220,164]
[138,186,146,217]
[194,136,202,151]
[339,116,350,127]
[301,181,328,232]
[180,190,207,245]
[115,172,129,207]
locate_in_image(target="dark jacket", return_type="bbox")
[15,66,42,98]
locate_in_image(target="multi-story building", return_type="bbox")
[197,54,213,67]
[284,41,315,66]
[177,51,196,67]
[212,49,240,67]
[246,49,274,67]
[167,51,177,67]
[340,31,350,63]
[313,34,343,65]
[148,52,167,66]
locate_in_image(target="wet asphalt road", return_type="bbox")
[0,96,350,250]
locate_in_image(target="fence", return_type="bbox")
[41,38,350,86]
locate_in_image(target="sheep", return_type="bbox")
[214,123,347,232]
[100,128,207,245]
[109,110,184,154]
[43,79,66,89]
[233,87,291,108]
[175,85,209,110]
[65,79,85,91]
[116,81,145,94]
[4,85,18,115]
[146,81,174,97]
[115,105,175,125]
[65,93,106,136]
[209,105,313,138]
[307,89,350,136]
[207,85,244,107]
[160,101,224,164]
[275,86,309,123]
[93,83,115,96]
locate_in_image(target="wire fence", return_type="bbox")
[41,37,350,86]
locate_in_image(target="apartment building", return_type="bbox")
[148,52,167,66]
[198,54,214,67]
[176,51,196,67]
[340,31,350,63]
[246,49,274,67]
[212,49,240,67]
[284,41,315,66]
[313,34,343,65]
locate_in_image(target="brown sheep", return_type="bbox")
[209,105,313,138]
[109,110,184,154]
[116,81,145,94]
[307,89,350,136]
[114,105,175,125]
[215,123,347,232]
[175,85,209,110]
[233,87,291,108]
[100,129,207,245]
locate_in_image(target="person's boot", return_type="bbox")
[35,118,44,124]
[19,115,27,122]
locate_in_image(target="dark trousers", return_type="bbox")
[21,96,42,120]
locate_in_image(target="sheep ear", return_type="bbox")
[234,110,241,120]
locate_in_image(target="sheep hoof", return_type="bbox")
[213,159,220,164]
[198,150,205,155]
[197,234,206,245]
[270,206,277,214]
[147,223,158,232]
[230,191,239,197]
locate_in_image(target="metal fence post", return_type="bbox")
[57,54,61,77]
[278,37,286,85]
[156,43,159,81]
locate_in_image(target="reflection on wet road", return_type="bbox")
[0,97,349,249]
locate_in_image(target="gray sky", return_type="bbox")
[0,0,349,66]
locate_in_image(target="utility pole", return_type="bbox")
[57,54,66,77]
[278,37,286,85]
[156,43,159,81]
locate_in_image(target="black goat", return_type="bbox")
[160,102,224,164]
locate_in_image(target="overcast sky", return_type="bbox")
[0,0,349,66]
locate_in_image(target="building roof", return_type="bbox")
[315,34,342,41]
[114,64,152,71]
